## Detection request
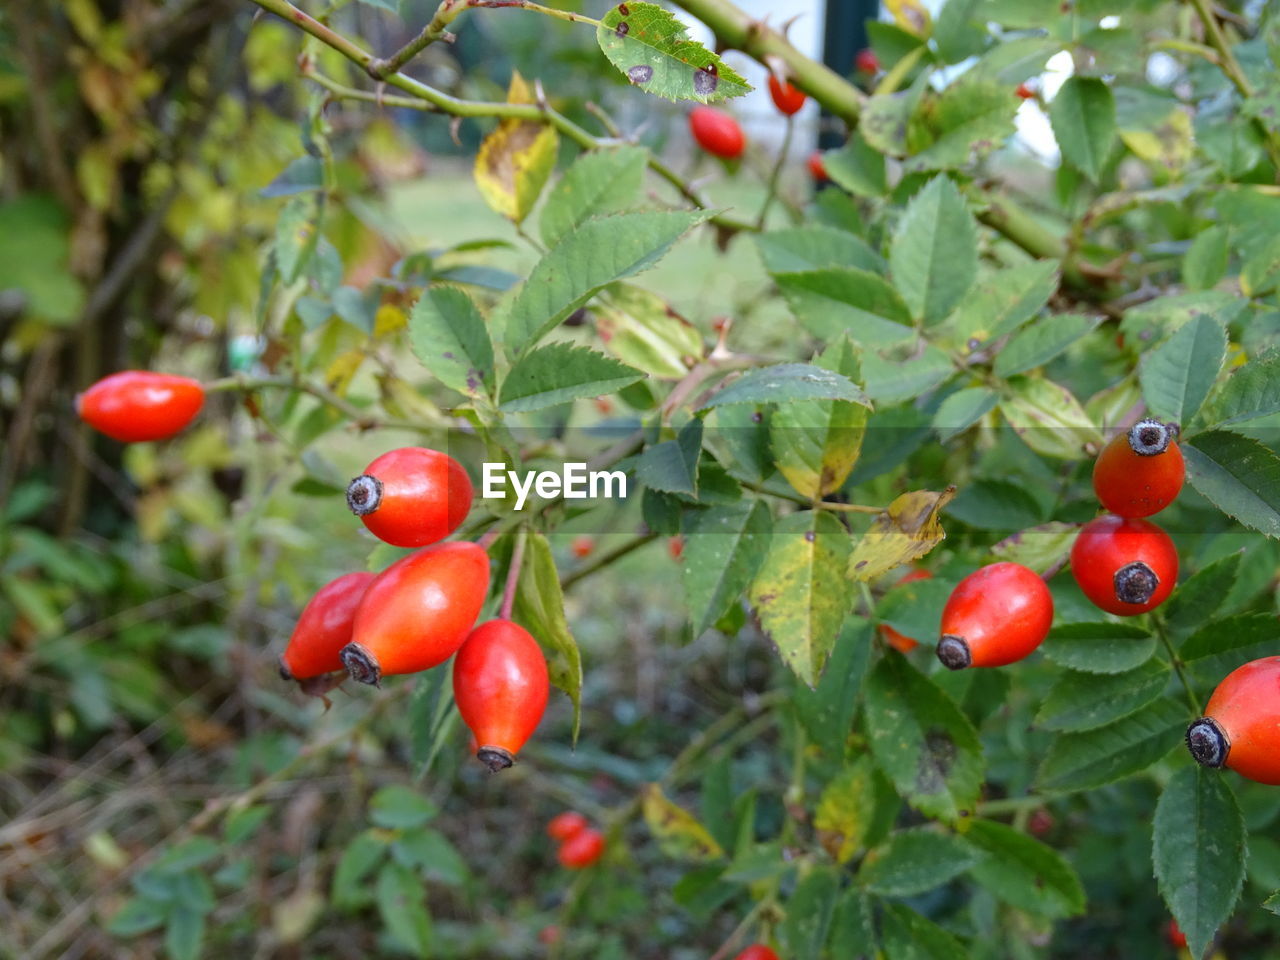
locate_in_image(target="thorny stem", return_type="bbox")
[500,526,527,620]
[1152,611,1203,716]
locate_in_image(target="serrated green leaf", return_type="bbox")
[861,82,926,156]
[879,902,969,960]
[1184,431,1280,537]
[539,146,649,247]
[370,785,436,830]
[755,226,884,275]
[499,342,643,412]
[275,195,319,284]
[861,345,955,406]
[407,664,454,782]
[823,132,888,197]
[966,819,1086,917]
[774,268,915,345]
[933,387,998,442]
[792,620,873,758]
[994,314,1103,377]
[1050,77,1115,181]
[637,418,702,496]
[864,654,985,823]
[1184,225,1230,290]
[503,210,708,350]
[1000,375,1103,459]
[906,77,1019,172]
[858,828,983,896]
[781,868,841,960]
[814,756,883,863]
[1179,613,1279,661]
[642,783,724,862]
[1153,767,1247,960]
[331,829,388,908]
[684,500,771,635]
[1195,350,1280,433]
[1139,315,1227,424]
[1035,660,1170,732]
[1241,234,1280,297]
[596,2,750,103]
[699,363,869,413]
[1163,552,1243,636]
[988,521,1078,575]
[946,478,1047,530]
[513,532,584,741]
[1039,621,1156,674]
[407,285,494,399]
[876,575,954,647]
[1035,697,1185,792]
[748,510,853,687]
[376,862,432,957]
[890,176,978,325]
[108,897,168,937]
[948,260,1059,346]
[391,829,469,886]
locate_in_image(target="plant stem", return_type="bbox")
[204,373,432,434]
[367,0,466,79]
[500,526,527,620]
[755,113,794,230]
[560,531,658,590]
[1152,612,1202,715]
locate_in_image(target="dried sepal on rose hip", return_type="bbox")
[340,541,489,686]
[1186,657,1280,785]
[453,619,549,772]
[935,562,1053,670]
[279,571,375,697]
[76,371,205,443]
[1092,418,1184,518]
[346,446,474,548]
[1069,514,1177,616]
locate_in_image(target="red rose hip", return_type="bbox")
[453,619,549,771]
[557,828,605,869]
[547,811,589,842]
[935,562,1053,670]
[76,371,205,442]
[1187,657,1280,785]
[347,447,474,548]
[1070,514,1177,616]
[767,74,806,115]
[1092,419,1184,518]
[279,571,375,681]
[689,107,745,159]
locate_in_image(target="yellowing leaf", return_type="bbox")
[886,0,932,36]
[325,349,364,394]
[473,72,559,224]
[814,757,879,863]
[1120,109,1192,173]
[641,784,724,863]
[374,303,407,338]
[848,487,955,582]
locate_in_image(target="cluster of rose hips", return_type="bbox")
[76,371,551,772]
[545,811,606,869]
[880,418,1280,786]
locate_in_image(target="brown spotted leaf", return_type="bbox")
[848,487,955,582]
[596,2,750,104]
[473,72,559,223]
[641,784,725,863]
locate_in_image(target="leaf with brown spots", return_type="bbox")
[847,487,955,582]
[473,72,558,224]
[641,784,724,863]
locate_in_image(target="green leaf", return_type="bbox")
[153,837,220,874]
[376,862,432,957]
[684,500,771,635]
[260,155,323,198]
[933,387,998,442]
[407,285,495,399]
[275,194,319,284]
[1266,891,1280,916]
[699,363,869,413]
[539,146,649,247]
[879,902,968,960]
[830,890,878,956]
[772,337,869,498]
[876,575,954,647]
[0,195,86,323]
[755,226,884,275]
[1035,660,1171,732]
[999,375,1103,459]
[369,785,436,830]
[1184,431,1280,537]
[1183,225,1231,290]
[965,819,1086,917]
[947,260,1058,346]
[993,314,1103,377]
[1163,552,1243,636]
[1179,613,1279,661]
[1040,622,1156,674]
[499,342,643,413]
[642,783,725,862]
[858,828,983,896]
[823,133,888,197]
[774,268,915,345]
[391,829,469,886]
[748,510,853,687]
[595,283,704,380]
[1195,350,1280,432]
[513,531,584,741]
[108,897,168,937]
[889,176,979,325]
[637,418,703,497]
[864,653,984,823]
[988,521,1080,576]
[332,829,388,908]
[861,345,955,406]
[503,210,708,350]
[1241,234,1280,297]
[1153,767,1247,960]
[1035,697,1185,792]
[596,2,751,103]
[1050,77,1115,181]
[814,756,886,863]
[407,664,455,782]
[946,478,1047,530]
[861,82,926,157]
[1139,315,1228,424]
[780,868,841,960]
[906,77,1019,172]
[792,620,873,759]
[165,907,207,960]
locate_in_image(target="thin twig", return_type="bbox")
[500,526,527,620]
